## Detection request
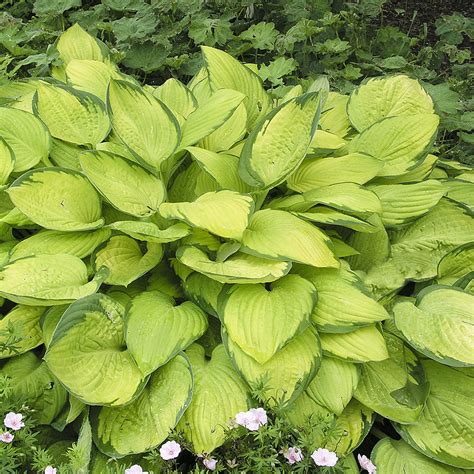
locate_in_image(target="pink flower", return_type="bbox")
[358,454,376,473]
[283,447,303,464]
[44,467,57,474]
[0,432,14,443]
[4,412,24,431]
[124,465,148,474]
[234,408,267,431]
[203,458,217,470]
[311,448,338,467]
[159,440,181,460]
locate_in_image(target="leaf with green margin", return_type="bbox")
[152,78,197,118]
[40,306,68,349]
[437,243,474,285]
[159,190,254,240]
[241,209,338,268]
[45,293,145,406]
[73,414,93,474]
[1,351,67,424]
[0,254,108,305]
[125,291,207,376]
[107,80,180,171]
[146,262,184,299]
[348,75,434,132]
[181,228,221,253]
[219,275,315,364]
[0,138,14,185]
[308,130,346,154]
[394,361,474,468]
[223,326,321,407]
[394,286,474,367]
[182,272,224,317]
[354,332,429,423]
[0,107,50,172]
[35,83,110,145]
[108,221,190,244]
[239,92,322,189]
[177,344,250,453]
[7,168,104,231]
[93,236,163,286]
[287,153,382,192]
[50,138,84,171]
[176,246,291,284]
[443,179,474,214]
[349,114,439,177]
[80,150,165,218]
[52,394,85,432]
[91,355,193,457]
[0,305,46,358]
[320,325,389,362]
[10,228,111,260]
[319,92,351,137]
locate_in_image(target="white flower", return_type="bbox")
[0,432,14,443]
[4,412,24,431]
[203,458,218,470]
[124,465,148,474]
[311,448,338,467]
[159,440,181,460]
[358,454,377,473]
[283,446,303,464]
[44,467,57,474]
[234,407,267,431]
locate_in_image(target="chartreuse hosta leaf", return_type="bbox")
[349,114,439,177]
[319,91,351,137]
[393,286,474,367]
[296,208,378,233]
[372,438,468,474]
[241,209,338,268]
[0,138,14,185]
[160,191,254,240]
[45,294,145,406]
[287,153,382,191]
[107,80,180,171]
[125,290,207,376]
[201,46,271,129]
[437,243,474,285]
[219,275,316,364]
[395,360,474,468]
[7,168,104,231]
[308,130,346,154]
[52,393,86,432]
[239,92,321,189]
[91,355,192,457]
[443,179,474,213]
[93,236,163,286]
[177,245,291,284]
[182,272,224,317]
[0,351,67,424]
[80,150,165,217]
[354,332,429,423]
[0,107,50,172]
[41,306,68,348]
[348,75,434,132]
[35,83,110,145]
[375,153,438,185]
[0,305,45,358]
[108,221,190,244]
[177,344,250,453]
[0,254,107,305]
[152,78,197,118]
[224,327,321,407]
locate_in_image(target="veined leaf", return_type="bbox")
[182,272,224,317]
[152,78,197,118]
[437,243,474,285]
[0,138,14,185]
[108,221,190,243]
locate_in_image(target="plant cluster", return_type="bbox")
[0,24,473,473]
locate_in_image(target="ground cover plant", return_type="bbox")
[0,24,473,473]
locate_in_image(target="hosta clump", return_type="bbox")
[0,23,473,473]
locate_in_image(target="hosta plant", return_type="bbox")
[0,24,473,473]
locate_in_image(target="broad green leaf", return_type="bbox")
[125,290,207,376]
[45,294,145,406]
[7,168,104,231]
[50,138,83,171]
[319,92,351,137]
[306,357,359,415]
[182,272,224,317]
[80,150,165,217]
[308,130,346,154]
[348,75,434,132]
[41,306,68,349]
[91,355,192,457]
[239,93,321,188]
[177,344,249,453]
[35,83,110,145]
[284,390,334,429]
[219,275,316,364]
[370,180,446,227]
[320,325,389,362]
[93,236,163,286]
[0,138,14,185]
[10,228,111,260]
[443,179,474,213]
[0,254,107,305]
[51,394,85,432]
[394,286,474,367]
[108,221,190,243]
[224,327,322,407]
[287,153,382,192]
[107,80,180,171]
[1,352,67,424]
[395,361,474,468]
[241,209,338,268]
[152,78,197,118]
[0,107,50,172]
[437,243,474,285]
[159,190,254,240]
[0,305,45,358]
[201,46,271,129]
[354,332,429,423]
[177,245,291,284]
[349,114,439,177]
[0,189,35,227]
